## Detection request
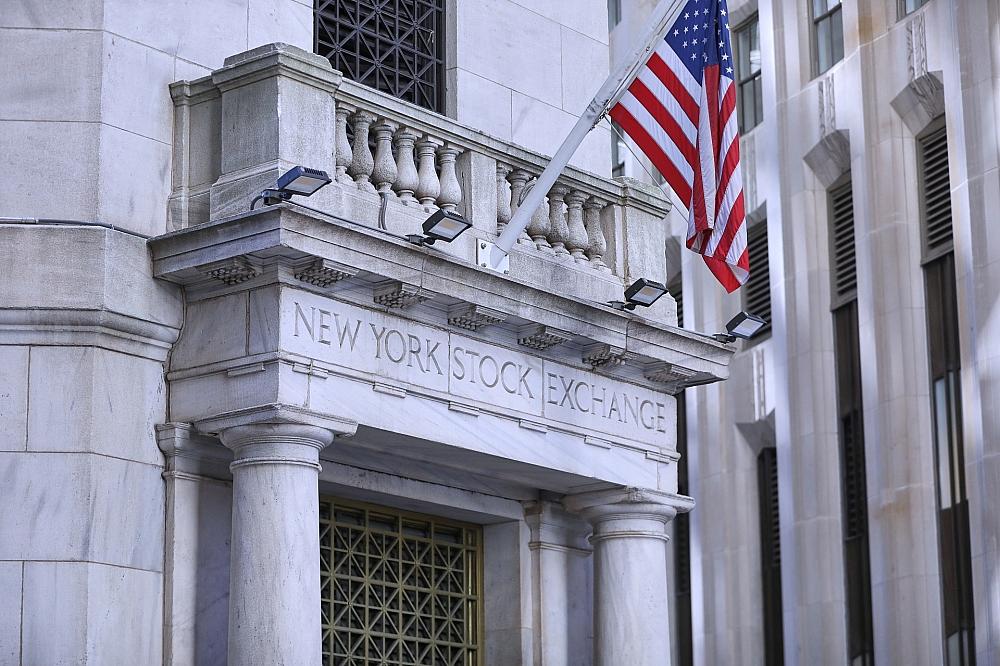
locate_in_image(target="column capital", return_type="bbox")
[563,487,694,541]
[524,499,592,554]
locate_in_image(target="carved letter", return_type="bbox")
[608,393,622,422]
[546,372,560,405]
[407,334,426,372]
[294,302,314,339]
[559,376,575,409]
[656,402,667,433]
[425,339,443,375]
[574,381,592,414]
[385,329,407,363]
[318,309,333,345]
[464,350,480,383]
[452,347,466,380]
[479,355,499,388]
[334,314,362,350]
[623,394,638,425]
[640,400,655,429]
[370,324,386,358]
[519,365,534,399]
[500,361,519,394]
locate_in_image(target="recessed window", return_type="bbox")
[757,446,784,665]
[742,221,771,339]
[812,0,844,75]
[900,0,931,16]
[314,0,447,113]
[735,15,763,132]
[611,121,627,178]
[319,498,482,665]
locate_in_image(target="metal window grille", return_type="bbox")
[735,15,763,132]
[314,0,447,114]
[919,121,954,262]
[319,498,483,665]
[812,0,844,75]
[829,177,857,307]
[743,221,771,336]
[756,447,784,665]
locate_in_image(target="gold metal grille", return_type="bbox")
[320,498,482,665]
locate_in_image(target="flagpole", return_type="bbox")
[489,0,687,269]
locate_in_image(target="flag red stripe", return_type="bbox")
[645,52,700,124]
[610,104,693,203]
[627,78,698,169]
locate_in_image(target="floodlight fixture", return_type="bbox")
[713,311,768,343]
[406,209,472,246]
[608,278,668,311]
[250,166,332,209]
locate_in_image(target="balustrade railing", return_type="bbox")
[169,44,669,284]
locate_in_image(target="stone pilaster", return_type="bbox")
[524,500,593,666]
[564,487,693,666]
[213,419,337,666]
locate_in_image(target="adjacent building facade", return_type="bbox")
[611,0,1000,664]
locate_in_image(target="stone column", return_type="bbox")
[218,422,336,666]
[564,487,693,666]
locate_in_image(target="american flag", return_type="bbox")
[610,0,748,292]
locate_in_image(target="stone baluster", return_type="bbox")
[565,189,590,262]
[508,168,534,246]
[547,184,570,257]
[496,163,513,234]
[585,197,611,272]
[392,128,419,205]
[348,110,376,193]
[371,119,398,197]
[525,180,552,252]
[219,422,338,666]
[334,104,354,185]
[564,488,693,666]
[415,136,442,208]
[436,144,462,212]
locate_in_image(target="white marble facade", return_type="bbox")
[613,1,1000,665]
[0,1,725,664]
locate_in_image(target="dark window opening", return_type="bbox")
[674,391,693,666]
[812,0,844,75]
[314,0,447,114]
[735,15,763,132]
[757,447,784,665]
[919,119,975,666]
[743,221,772,338]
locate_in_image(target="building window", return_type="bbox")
[900,0,931,16]
[919,119,976,666]
[757,447,784,665]
[828,176,875,666]
[734,15,763,132]
[743,221,771,338]
[812,0,844,75]
[314,0,447,113]
[668,276,683,328]
[320,498,483,665]
[611,121,626,178]
[674,391,693,666]
[608,0,622,30]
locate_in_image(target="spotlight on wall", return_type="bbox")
[713,311,768,343]
[406,209,472,246]
[608,278,668,311]
[250,166,332,209]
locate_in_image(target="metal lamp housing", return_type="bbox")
[421,209,472,243]
[725,311,767,339]
[623,278,668,308]
[275,166,332,196]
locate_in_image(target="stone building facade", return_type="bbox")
[613,1,1000,665]
[0,1,729,665]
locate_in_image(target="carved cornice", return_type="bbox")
[294,258,357,288]
[582,343,628,369]
[373,281,432,308]
[447,303,507,331]
[200,257,261,285]
[517,324,572,351]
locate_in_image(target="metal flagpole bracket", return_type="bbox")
[478,240,510,275]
